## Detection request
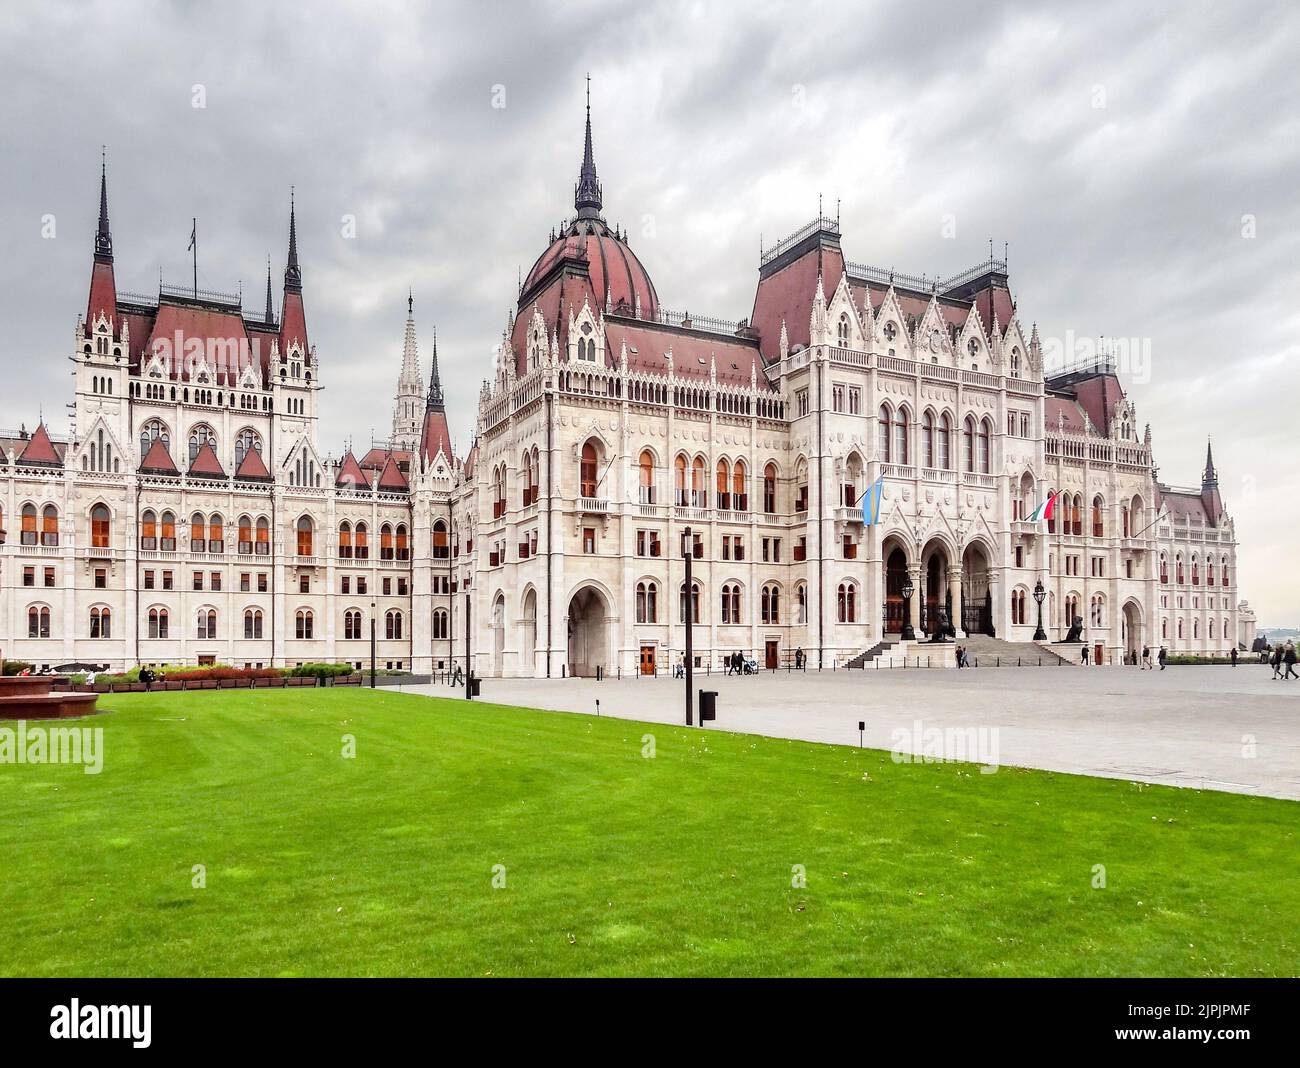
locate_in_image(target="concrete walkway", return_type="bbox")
[399,663,1300,801]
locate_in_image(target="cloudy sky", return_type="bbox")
[1,1,1297,621]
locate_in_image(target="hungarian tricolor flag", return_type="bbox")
[1027,491,1059,523]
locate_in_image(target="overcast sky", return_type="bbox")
[1,1,1297,622]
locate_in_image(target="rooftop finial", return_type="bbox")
[284,186,301,292]
[95,147,113,262]
[575,75,603,219]
[408,287,414,317]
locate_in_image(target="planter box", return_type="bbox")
[268,677,287,688]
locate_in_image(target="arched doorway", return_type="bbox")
[1122,600,1142,661]
[961,542,994,636]
[567,586,609,678]
[920,540,952,638]
[521,589,537,678]
[882,538,909,634]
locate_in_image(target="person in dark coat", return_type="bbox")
[1271,644,1284,679]
[1285,642,1298,680]
[1158,646,1168,670]
[1230,647,1238,667]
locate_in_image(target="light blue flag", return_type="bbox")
[862,475,884,525]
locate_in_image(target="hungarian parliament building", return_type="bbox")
[0,107,1254,676]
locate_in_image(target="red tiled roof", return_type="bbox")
[17,423,62,466]
[336,451,370,490]
[144,303,263,386]
[138,436,179,473]
[234,446,271,481]
[87,261,117,330]
[603,319,769,388]
[420,409,453,469]
[750,242,845,363]
[280,290,308,356]
[377,453,409,492]
[1045,395,1091,434]
[188,441,227,479]
[359,447,411,471]
[1071,374,1128,437]
[1161,490,1209,523]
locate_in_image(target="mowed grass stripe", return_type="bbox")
[0,689,1295,976]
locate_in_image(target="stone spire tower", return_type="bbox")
[391,291,424,451]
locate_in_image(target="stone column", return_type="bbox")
[908,564,921,635]
[948,564,962,636]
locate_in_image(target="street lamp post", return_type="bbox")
[683,525,693,726]
[370,600,377,688]
[900,577,916,641]
[1032,579,1047,641]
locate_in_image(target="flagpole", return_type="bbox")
[192,218,198,298]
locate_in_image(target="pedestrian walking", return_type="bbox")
[1158,646,1167,670]
[794,646,804,671]
[1284,641,1298,681]
[1141,645,1151,670]
[1230,647,1238,667]
[1271,644,1283,679]
[1081,645,1090,666]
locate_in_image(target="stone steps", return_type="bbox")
[958,635,1074,667]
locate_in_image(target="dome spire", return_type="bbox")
[95,147,113,263]
[284,186,301,292]
[574,74,603,219]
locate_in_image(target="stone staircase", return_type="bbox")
[845,640,956,669]
[958,634,1074,667]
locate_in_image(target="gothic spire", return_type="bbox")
[426,324,444,411]
[574,75,603,219]
[95,149,113,263]
[284,187,301,292]
[1203,438,1218,485]
[264,256,274,324]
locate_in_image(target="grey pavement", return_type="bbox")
[397,663,1300,801]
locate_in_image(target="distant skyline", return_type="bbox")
[1,1,1297,619]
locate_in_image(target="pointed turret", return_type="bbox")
[391,293,425,452]
[279,189,309,355]
[264,257,274,324]
[574,75,603,220]
[87,152,117,329]
[17,423,63,468]
[419,323,453,470]
[1201,438,1223,521]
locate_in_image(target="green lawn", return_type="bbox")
[1,689,1296,977]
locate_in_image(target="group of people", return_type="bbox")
[139,666,166,690]
[954,645,972,668]
[1268,641,1298,680]
[1137,646,1169,670]
[724,651,756,676]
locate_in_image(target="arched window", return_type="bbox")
[295,610,314,640]
[837,312,850,346]
[636,581,658,623]
[197,609,217,640]
[255,516,270,554]
[159,510,175,551]
[1092,495,1104,538]
[208,513,223,553]
[1159,554,1169,583]
[937,413,952,470]
[878,405,892,463]
[380,523,394,560]
[721,583,741,624]
[432,609,449,640]
[89,606,111,639]
[140,509,158,550]
[1011,588,1027,626]
[396,524,409,561]
[763,463,778,514]
[732,460,747,511]
[679,581,701,624]
[638,450,655,504]
[41,505,60,547]
[715,459,731,509]
[1070,495,1083,536]
[188,423,216,463]
[893,408,909,465]
[296,516,314,557]
[353,521,367,559]
[90,503,110,549]
[148,607,169,639]
[922,411,934,468]
[1010,347,1021,377]
[191,511,206,552]
[978,418,991,474]
[1191,557,1200,586]
[20,503,37,546]
[432,519,449,559]
[29,605,51,638]
[338,521,353,558]
[345,610,362,641]
[691,456,706,508]
[761,583,781,624]
[579,443,598,499]
[139,419,169,460]
[385,610,403,640]
[796,583,807,625]
[674,455,688,506]
[962,417,975,473]
[837,582,857,623]
[1176,555,1184,584]
[244,609,264,640]
[235,428,262,468]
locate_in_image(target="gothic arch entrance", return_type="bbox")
[521,588,537,678]
[1122,600,1142,660]
[566,585,610,678]
[961,542,994,636]
[920,540,953,638]
[491,593,506,677]
[882,538,909,635]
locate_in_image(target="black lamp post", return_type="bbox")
[683,525,694,726]
[1032,579,1047,641]
[900,577,916,641]
[369,600,377,688]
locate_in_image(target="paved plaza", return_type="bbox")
[402,663,1300,801]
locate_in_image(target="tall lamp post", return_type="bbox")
[900,577,916,641]
[1032,579,1047,641]
[370,600,377,688]
[683,525,694,726]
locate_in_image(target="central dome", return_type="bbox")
[520,216,659,319]
[517,84,659,320]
